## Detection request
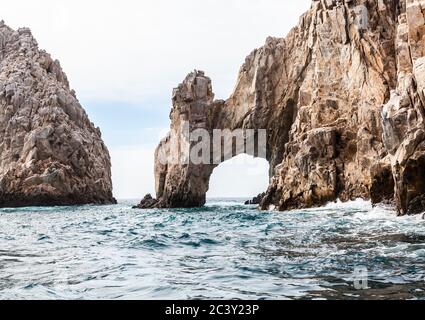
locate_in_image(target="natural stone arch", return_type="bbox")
[153,72,270,208]
[136,0,425,215]
[135,70,290,209]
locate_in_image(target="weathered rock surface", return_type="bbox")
[138,0,425,215]
[0,22,115,207]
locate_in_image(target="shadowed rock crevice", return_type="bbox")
[137,0,425,215]
[370,162,396,205]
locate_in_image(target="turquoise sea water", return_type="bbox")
[0,199,424,300]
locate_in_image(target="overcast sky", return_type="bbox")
[2,0,311,199]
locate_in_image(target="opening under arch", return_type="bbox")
[207,154,270,200]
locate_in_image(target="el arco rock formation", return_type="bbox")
[0,22,115,207]
[136,0,425,216]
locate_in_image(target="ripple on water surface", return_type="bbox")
[0,199,425,300]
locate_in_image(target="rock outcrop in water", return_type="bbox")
[0,22,115,207]
[245,193,266,205]
[137,0,425,215]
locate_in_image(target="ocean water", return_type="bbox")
[0,198,424,300]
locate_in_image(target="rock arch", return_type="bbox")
[148,71,284,208]
[134,67,296,209]
[136,0,425,216]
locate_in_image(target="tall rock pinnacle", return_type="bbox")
[0,23,115,207]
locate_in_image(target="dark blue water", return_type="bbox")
[0,199,424,300]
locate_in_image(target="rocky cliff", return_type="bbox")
[0,22,115,207]
[137,0,425,216]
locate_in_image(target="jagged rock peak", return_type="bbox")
[0,22,116,207]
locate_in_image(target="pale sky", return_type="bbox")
[2,0,311,199]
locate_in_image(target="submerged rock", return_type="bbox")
[133,194,158,209]
[137,0,425,215]
[0,23,115,207]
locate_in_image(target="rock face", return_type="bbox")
[380,0,425,215]
[0,22,115,207]
[138,0,425,215]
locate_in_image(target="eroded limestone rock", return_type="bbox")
[0,23,115,207]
